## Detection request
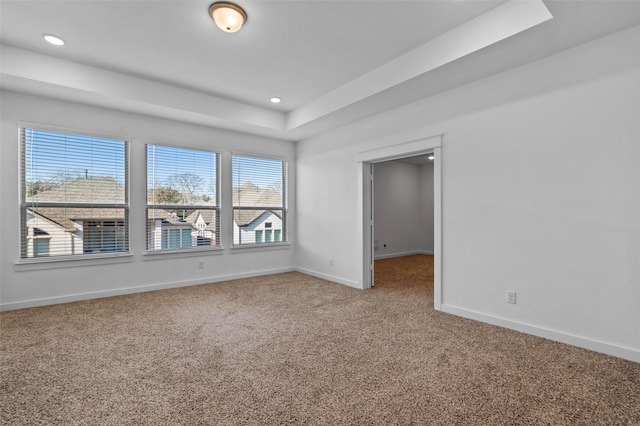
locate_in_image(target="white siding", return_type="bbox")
[233,211,283,245]
[26,211,82,257]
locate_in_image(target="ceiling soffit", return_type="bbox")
[4,1,635,141]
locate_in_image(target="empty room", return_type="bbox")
[1,0,639,424]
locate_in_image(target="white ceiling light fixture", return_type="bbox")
[43,34,65,46]
[428,154,435,160]
[209,2,247,33]
[270,97,281,104]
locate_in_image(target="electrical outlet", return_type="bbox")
[198,260,204,269]
[507,291,516,304]
[329,258,333,266]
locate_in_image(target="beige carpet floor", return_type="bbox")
[1,255,639,425]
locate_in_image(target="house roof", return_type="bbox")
[28,207,124,231]
[233,182,283,227]
[27,177,125,230]
[185,209,216,226]
[234,210,282,228]
[28,176,125,204]
[233,182,282,206]
[148,209,179,222]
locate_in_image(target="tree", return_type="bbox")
[51,170,84,185]
[166,173,204,205]
[26,180,58,197]
[151,186,181,204]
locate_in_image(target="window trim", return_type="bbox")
[18,125,131,263]
[230,242,290,253]
[15,252,134,271]
[145,143,220,253]
[231,153,288,248]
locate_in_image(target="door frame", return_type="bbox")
[357,135,442,310]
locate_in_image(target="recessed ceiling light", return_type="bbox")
[270,97,281,104]
[43,34,65,46]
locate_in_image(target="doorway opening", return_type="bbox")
[358,136,442,310]
[372,155,435,295]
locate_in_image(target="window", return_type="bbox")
[84,220,126,254]
[147,145,219,251]
[32,228,50,257]
[20,128,128,259]
[232,155,287,246]
[161,228,193,249]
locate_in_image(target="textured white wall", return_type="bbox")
[296,26,640,360]
[373,161,434,258]
[0,91,296,310]
[419,162,435,253]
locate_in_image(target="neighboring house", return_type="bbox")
[26,177,280,255]
[25,209,81,257]
[184,209,217,246]
[146,209,198,251]
[26,176,203,255]
[233,210,283,245]
[25,177,126,257]
[233,182,284,245]
[26,208,126,256]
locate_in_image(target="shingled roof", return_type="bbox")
[28,207,125,231]
[28,176,125,204]
[185,209,216,224]
[27,177,126,230]
[232,182,283,227]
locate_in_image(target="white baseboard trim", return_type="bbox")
[441,304,640,363]
[294,267,362,289]
[374,250,434,260]
[0,267,296,311]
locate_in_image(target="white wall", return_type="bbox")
[419,163,434,253]
[296,26,640,361]
[0,91,296,310]
[373,160,434,258]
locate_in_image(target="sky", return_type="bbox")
[24,129,126,185]
[147,144,217,198]
[232,155,284,194]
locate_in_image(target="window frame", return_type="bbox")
[145,143,221,254]
[19,125,131,263]
[231,153,288,248]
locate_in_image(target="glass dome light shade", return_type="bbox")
[209,2,247,33]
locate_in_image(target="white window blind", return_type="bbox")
[232,155,287,246]
[146,145,219,251]
[20,128,128,259]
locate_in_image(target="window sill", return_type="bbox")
[230,242,290,254]
[14,252,133,271]
[143,246,224,261]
